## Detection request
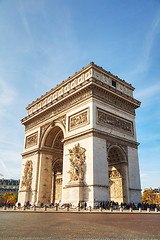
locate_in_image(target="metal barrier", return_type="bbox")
[110,207,113,212]
[147,208,150,212]
[139,208,142,212]
[120,207,123,212]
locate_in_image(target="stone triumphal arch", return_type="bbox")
[18,62,141,206]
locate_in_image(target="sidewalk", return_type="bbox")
[0,207,159,214]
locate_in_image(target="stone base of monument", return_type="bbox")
[64,181,85,204]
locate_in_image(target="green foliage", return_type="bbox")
[13,193,18,202]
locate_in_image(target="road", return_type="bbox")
[0,212,160,239]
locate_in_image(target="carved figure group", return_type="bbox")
[21,160,33,189]
[68,143,86,182]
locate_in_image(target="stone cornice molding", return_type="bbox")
[22,147,62,158]
[24,88,92,130]
[26,62,134,109]
[21,63,141,125]
[129,188,142,191]
[63,128,139,148]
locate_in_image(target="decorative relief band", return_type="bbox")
[23,63,138,124]
[69,108,90,131]
[25,132,38,148]
[97,108,133,135]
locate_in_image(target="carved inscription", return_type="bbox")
[97,108,133,134]
[25,132,38,148]
[69,108,89,131]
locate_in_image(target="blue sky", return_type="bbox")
[0,0,160,191]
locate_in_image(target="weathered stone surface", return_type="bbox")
[18,63,141,206]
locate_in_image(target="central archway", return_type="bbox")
[108,146,128,204]
[39,124,64,205]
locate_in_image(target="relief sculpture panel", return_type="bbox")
[69,108,89,131]
[25,132,38,148]
[97,108,133,135]
[68,143,86,182]
[21,160,33,189]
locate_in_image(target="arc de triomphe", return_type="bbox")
[18,62,141,206]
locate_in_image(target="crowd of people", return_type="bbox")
[95,201,160,210]
[1,200,160,211]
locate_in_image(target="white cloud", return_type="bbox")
[129,9,160,77]
[0,159,11,178]
[0,79,16,105]
[0,149,21,179]
[135,82,160,100]
[140,172,148,178]
[18,0,33,43]
[140,170,160,190]
[0,78,17,117]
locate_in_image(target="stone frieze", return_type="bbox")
[25,132,38,148]
[97,108,133,135]
[69,108,89,131]
[25,89,92,131]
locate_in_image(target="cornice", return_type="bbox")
[63,128,139,148]
[22,63,140,124]
[22,147,62,158]
[92,78,140,108]
[22,79,140,125]
[26,62,134,110]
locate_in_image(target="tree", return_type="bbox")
[0,192,18,206]
[0,196,5,205]
[142,190,156,204]
[13,193,18,203]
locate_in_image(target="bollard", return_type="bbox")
[67,206,69,211]
[14,205,16,210]
[33,205,36,211]
[4,205,6,210]
[23,206,26,211]
[139,208,142,213]
[110,207,113,212]
[89,206,92,212]
[100,207,102,212]
[130,208,132,213]
[44,205,47,211]
[155,208,158,212]
[147,208,150,212]
[56,205,58,211]
[120,207,123,212]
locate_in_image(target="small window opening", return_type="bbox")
[112,80,116,87]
